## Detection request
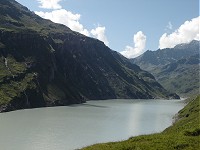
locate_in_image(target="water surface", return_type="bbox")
[0,99,185,150]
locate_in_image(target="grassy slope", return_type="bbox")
[82,95,200,150]
[0,56,36,105]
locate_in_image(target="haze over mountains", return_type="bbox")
[0,0,180,112]
[131,40,199,97]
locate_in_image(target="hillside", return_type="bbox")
[82,95,200,150]
[0,0,179,112]
[131,40,199,97]
[155,54,199,96]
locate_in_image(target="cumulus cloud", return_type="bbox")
[120,31,146,58]
[35,9,90,36]
[91,26,109,46]
[35,0,109,45]
[37,0,62,9]
[35,10,110,43]
[159,16,199,49]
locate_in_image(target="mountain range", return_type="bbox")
[131,40,199,97]
[0,0,179,112]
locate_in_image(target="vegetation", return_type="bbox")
[131,41,199,97]
[82,95,200,150]
[0,55,37,105]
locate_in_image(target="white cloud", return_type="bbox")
[91,26,109,46]
[120,31,146,58]
[166,21,173,30]
[35,9,90,36]
[35,9,110,43]
[35,0,109,45]
[159,16,199,49]
[36,0,62,9]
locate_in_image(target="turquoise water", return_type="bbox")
[0,99,185,150]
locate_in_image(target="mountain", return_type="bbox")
[156,54,199,96]
[0,0,179,112]
[131,40,199,71]
[131,40,199,97]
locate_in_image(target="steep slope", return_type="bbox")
[131,41,199,97]
[155,54,199,97]
[0,0,179,112]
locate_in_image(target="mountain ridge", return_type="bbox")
[0,0,179,112]
[131,40,199,97]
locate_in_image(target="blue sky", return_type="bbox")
[16,0,199,58]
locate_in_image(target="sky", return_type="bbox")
[15,0,199,58]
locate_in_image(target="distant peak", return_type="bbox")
[174,40,199,49]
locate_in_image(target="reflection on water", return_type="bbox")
[0,99,185,150]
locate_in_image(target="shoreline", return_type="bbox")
[0,98,183,113]
[81,95,200,150]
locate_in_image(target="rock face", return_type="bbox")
[0,0,179,112]
[131,40,199,97]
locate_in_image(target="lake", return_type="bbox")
[0,99,185,150]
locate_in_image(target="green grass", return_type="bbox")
[0,56,26,82]
[82,95,200,150]
[0,56,36,105]
[0,73,36,105]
